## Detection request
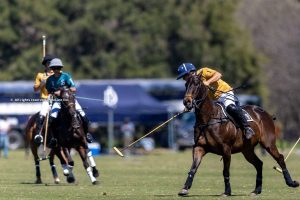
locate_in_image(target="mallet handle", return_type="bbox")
[285,137,300,161]
[273,136,300,173]
[42,35,46,57]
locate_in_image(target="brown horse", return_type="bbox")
[49,88,99,184]
[25,113,69,184]
[178,75,299,196]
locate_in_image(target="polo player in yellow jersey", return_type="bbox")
[177,63,255,139]
[33,55,55,144]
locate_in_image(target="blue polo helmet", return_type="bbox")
[176,63,196,80]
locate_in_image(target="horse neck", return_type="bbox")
[195,95,215,124]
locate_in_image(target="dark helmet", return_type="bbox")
[42,54,55,65]
[49,58,64,68]
[176,63,196,80]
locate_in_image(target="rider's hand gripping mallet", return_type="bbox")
[273,136,300,173]
[113,110,186,157]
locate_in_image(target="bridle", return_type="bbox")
[184,76,208,110]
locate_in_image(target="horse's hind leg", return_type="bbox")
[242,148,263,195]
[30,144,42,184]
[48,149,60,184]
[264,144,299,187]
[178,146,206,196]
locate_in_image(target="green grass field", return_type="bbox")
[0,148,299,200]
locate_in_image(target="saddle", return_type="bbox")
[215,102,253,127]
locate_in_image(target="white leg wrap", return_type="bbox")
[75,100,85,116]
[62,164,69,176]
[87,166,96,182]
[87,151,96,167]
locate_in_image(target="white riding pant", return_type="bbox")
[218,91,236,108]
[39,99,50,117]
[50,99,85,118]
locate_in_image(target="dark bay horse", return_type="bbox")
[25,113,69,184]
[178,75,299,196]
[50,88,99,184]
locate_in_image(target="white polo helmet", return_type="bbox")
[49,58,64,68]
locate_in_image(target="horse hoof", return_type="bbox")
[292,181,299,188]
[92,180,99,185]
[35,179,42,184]
[178,189,189,196]
[67,176,75,183]
[92,167,99,178]
[220,192,231,197]
[54,177,60,184]
[250,190,261,196]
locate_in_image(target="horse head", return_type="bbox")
[59,87,81,130]
[183,75,208,110]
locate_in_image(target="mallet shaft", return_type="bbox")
[114,110,187,157]
[42,35,46,57]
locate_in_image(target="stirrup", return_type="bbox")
[244,127,255,139]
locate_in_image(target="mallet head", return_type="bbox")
[113,147,124,157]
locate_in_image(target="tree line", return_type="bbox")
[0,0,263,94]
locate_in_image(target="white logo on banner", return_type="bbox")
[103,86,118,108]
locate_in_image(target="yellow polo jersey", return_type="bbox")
[196,67,232,100]
[34,71,53,99]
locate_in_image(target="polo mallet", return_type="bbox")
[273,137,300,173]
[113,110,187,157]
[37,35,51,161]
[42,35,46,57]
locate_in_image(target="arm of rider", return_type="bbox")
[203,71,222,86]
[33,80,46,92]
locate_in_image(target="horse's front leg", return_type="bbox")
[87,150,99,178]
[221,146,232,196]
[77,146,98,185]
[61,147,76,183]
[178,146,206,196]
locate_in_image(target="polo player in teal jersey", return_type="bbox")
[45,58,93,146]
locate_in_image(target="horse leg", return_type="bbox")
[48,149,60,184]
[242,148,263,195]
[87,150,99,178]
[178,146,206,196]
[221,146,232,196]
[30,143,42,184]
[61,148,76,183]
[264,144,299,187]
[77,146,98,185]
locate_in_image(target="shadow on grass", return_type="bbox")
[20,182,78,186]
[154,194,249,198]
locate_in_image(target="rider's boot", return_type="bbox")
[34,115,45,145]
[81,115,94,143]
[48,116,58,148]
[226,104,255,139]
